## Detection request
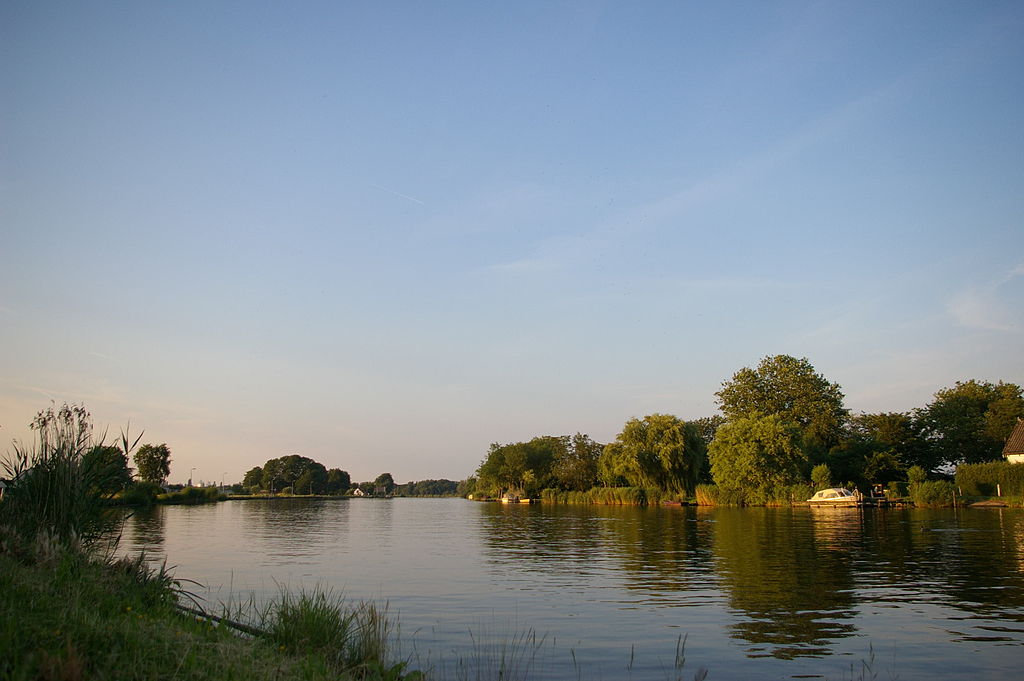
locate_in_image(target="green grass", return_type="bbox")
[0,547,321,680]
[0,542,419,681]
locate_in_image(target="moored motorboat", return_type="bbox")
[807,487,859,506]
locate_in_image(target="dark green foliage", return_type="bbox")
[325,468,351,495]
[551,432,602,491]
[120,481,163,506]
[917,380,1024,467]
[134,443,172,485]
[243,466,264,489]
[374,472,396,494]
[887,481,908,497]
[259,455,329,494]
[159,486,225,504]
[863,451,903,485]
[906,465,927,485]
[475,436,563,497]
[82,444,133,493]
[0,404,127,548]
[716,355,847,452]
[955,461,1024,497]
[396,479,458,496]
[691,415,726,446]
[845,411,931,471]
[820,437,871,489]
[457,476,478,498]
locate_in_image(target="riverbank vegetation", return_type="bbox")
[468,355,1024,507]
[0,405,418,681]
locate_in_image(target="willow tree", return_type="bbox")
[708,414,806,498]
[599,414,705,495]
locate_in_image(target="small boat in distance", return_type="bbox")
[500,492,537,504]
[807,487,859,507]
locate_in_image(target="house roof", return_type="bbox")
[1003,419,1024,457]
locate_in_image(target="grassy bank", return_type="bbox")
[0,540,416,681]
[0,404,416,681]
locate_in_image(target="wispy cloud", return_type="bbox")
[370,183,425,205]
[947,263,1024,332]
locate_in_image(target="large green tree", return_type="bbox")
[325,468,351,494]
[242,466,263,490]
[258,455,328,493]
[134,443,171,485]
[916,380,1024,467]
[295,465,328,495]
[708,414,806,496]
[691,415,726,446]
[551,433,602,491]
[846,412,930,469]
[599,414,705,495]
[81,445,133,494]
[475,436,560,497]
[716,355,847,451]
[373,472,396,495]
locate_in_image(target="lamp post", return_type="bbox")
[222,472,227,491]
[189,467,196,488]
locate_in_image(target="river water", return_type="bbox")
[121,499,1024,680]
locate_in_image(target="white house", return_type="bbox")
[1003,418,1024,464]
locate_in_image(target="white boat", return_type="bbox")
[807,487,859,506]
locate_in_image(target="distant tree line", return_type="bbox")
[394,479,459,496]
[242,455,351,495]
[466,354,1024,504]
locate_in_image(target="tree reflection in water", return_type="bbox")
[712,507,858,658]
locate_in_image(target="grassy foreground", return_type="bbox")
[0,541,415,681]
[0,404,417,681]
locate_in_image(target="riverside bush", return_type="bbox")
[910,480,956,507]
[887,481,908,498]
[955,461,1024,497]
[159,486,226,505]
[119,481,163,506]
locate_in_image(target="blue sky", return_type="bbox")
[2,1,1022,484]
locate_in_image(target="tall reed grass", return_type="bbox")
[255,586,404,678]
[0,403,136,552]
[540,486,691,506]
